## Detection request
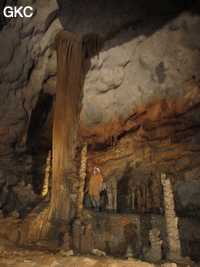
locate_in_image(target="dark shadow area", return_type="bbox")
[26,92,54,194]
[58,0,200,50]
[26,92,54,148]
[117,162,133,213]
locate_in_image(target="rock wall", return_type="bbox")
[0,0,62,215]
[80,210,200,261]
[78,10,200,146]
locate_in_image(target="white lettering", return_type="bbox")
[14,6,23,17]
[23,6,33,18]
[3,6,13,18]
[3,6,34,18]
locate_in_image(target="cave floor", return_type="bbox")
[0,234,160,267]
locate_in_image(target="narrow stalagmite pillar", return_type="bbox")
[49,30,83,222]
[142,183,146,212]
[113,180,117,211]
[146,186,152,212]
[161,172,181,259]
[136,188,142,212]
[106,182,113,211]
[131,189,135,211]
[76,142,88,219]
[41,150,51,198]
[152,173,161,213]
[106,180,117,211]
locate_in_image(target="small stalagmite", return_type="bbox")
[143,228,163,263]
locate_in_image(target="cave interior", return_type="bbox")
[0,0,200,265]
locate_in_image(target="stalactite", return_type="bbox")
[146,186,152,212]
[82,33,104,59]
[106,181,113,211]
[76,142,88,219]
[131,186,136,211]
[151,172,161,213]
[141,183,146,212]
[41,150,51,198]
[105,179,117,211]
[113,180,117,211]
[136,188,142,212]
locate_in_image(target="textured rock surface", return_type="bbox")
[143,228,163,263]
[0,233,156,267]
[79,210,200,261]
[78,12,200,146]
[0,0,61,215]
[0,0,61,153]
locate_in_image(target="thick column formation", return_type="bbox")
[161,172,181,259]
[50,30,83,222]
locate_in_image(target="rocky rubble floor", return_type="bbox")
[0,237,151,267]
[0,234,199,267]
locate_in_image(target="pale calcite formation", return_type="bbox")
[161,173,181,256]
[143,228,163,262]
[41,150,51,198]
[76,142,88,218]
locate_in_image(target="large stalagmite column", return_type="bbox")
[161,172,181,259]
[49,30,83,222]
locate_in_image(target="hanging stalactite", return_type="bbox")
[146,186,152,212]
[82,33,104,59]
[151,172,161,213]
